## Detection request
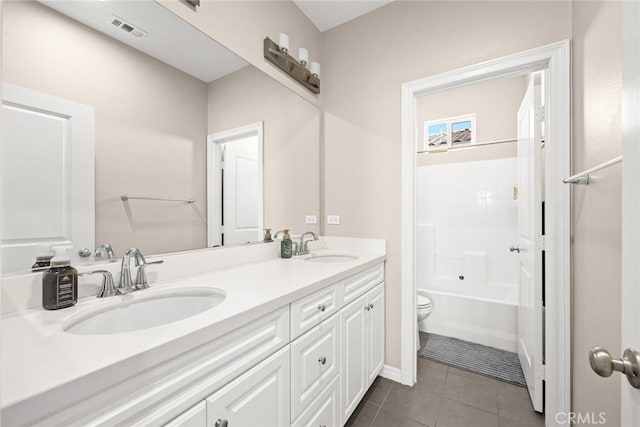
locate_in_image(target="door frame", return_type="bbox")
[400,40,571,423]
[622,1,640,424]
[207,121,264,247]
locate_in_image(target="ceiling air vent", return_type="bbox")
[109,16,147,39]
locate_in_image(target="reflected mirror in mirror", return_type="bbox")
[1,0,320,274]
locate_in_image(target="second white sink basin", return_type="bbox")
[303,252,359,263]
[64,287,226,335]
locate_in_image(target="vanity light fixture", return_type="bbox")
[264,36,320,94]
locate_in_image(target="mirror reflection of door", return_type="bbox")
[1,84,95,272]
[207,122,264,247]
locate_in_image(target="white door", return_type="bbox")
[222,136,260,245]
[366,284,385,386]
[207,122,263,247]
[516,74,544,412]
[206,346,290,427]
[1,84,94,273]
[340,292,368,424]
[621,1,640,423]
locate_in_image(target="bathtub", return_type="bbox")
[418,279,518,352]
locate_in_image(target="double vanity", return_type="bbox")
[1,237,386,427]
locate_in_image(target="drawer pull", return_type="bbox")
[317,304,326,312]
[215,420,228,427]
[369,303,375,310]
[318,356,327,365]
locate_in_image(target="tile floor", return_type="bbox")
[345,334,544,427]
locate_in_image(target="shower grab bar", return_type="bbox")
[562,156,622,185]
[121,195,195,204]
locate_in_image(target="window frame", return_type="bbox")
[424,113,477,151]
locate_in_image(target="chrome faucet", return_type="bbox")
[273,230,285,240]
[297,231,319,256]
[133,253,164,290]
[118,248,164,294]
[80,270,117,298]
[95,243,117,262]
[118,248,141,294]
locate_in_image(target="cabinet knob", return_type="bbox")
[364,305,371,311]
[318,356,327,365]
[369,303,374,309]
[317,304,326,312]
[215,419,228,427]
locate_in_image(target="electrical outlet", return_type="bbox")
[327,215,340,225]
[305,215,318,224]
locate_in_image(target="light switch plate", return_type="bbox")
[305,215,318,224]
[327,215,340,225]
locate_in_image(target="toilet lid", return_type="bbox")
[417,294,432,308]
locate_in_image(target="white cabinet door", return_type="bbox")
[340,293,368,424]
[206,346,290,427]
[291,376,340,427]
[164,401,206,427]
[290,312,340,420]
[366,284,385,386]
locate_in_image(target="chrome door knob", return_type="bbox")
[589,347,640,388]
[509,245,521,253]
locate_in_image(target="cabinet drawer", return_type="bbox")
[291,313,340,421]
[341,264,384,305]
[290,282,340,340]
[164,401,206,427]
[291,376,339,427]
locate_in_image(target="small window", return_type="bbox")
[424,114,476,151]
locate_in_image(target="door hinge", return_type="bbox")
[536,236,546,251]
[535,106,545,123]
[220,225,225,233]
[536,363,546,381]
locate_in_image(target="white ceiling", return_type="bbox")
[294,0,393,32]
[40,0,248,83]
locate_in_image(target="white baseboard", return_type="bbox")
[379,364,402,383]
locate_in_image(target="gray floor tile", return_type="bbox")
[497,383,544,426]
[435,398,500,427]
[382,383,441,426]
[364,377,393,406]
[446,366,499,384]
[372,408,427,427]
[417,358,448,382]
[345,401,380,427]
[443,370,499,414]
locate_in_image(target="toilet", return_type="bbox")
[416,293,433,351]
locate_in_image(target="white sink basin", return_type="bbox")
[64,287,226,335]
[303,252,359,263]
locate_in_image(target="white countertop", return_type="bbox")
[1,248,385,415]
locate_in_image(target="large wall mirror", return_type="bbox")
[1,0,320,274]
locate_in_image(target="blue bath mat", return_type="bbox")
[420,333,526,387]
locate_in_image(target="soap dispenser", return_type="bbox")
[42,246,78,310]
[280,229,293,259]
